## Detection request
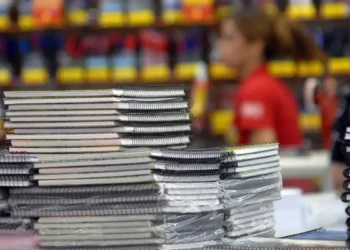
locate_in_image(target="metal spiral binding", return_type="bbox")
[129,136,190,147]
[0,163,34,175]
[150,149,222,163]
[0,176,35,187]
[342,127,350,243]
[122,112,190,123]
[154,171,221,182]
[121,88,186,98]
[156,161,221,172]
[9,183,161,196]
[131,124,191,134]
[0,149,33,163]
[8,195,164,206]
[11,202,173,217]
[126,102,188,111]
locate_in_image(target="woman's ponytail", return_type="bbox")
[231,9,327,63]
[270,15,327,62]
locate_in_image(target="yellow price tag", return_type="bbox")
[269,60,297,77]
[128,10,155,26]
[98,12,125,27]
[21,68,48,86]
[0,68,11,86]
[113,67,137,82]
[287,4,316,20]
[175,63,196,80]
[328,57,350,74]
[85,68,110,83]
[57,67,84,84]
[0,16,9,30]
[320,2,348,19]
[210,62,236,79]
[67,10,88,25]
[298,61,324,77]
[163,10,183,25]
[19,15,35,30]
[141,65,170,81]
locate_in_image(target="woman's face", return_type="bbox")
[219,20,257,69]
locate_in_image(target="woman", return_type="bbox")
[220,9,326,147]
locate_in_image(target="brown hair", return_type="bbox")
[230,9,327,62]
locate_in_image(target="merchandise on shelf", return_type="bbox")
[216,0,233,20]
[111,34,138,82]
[98,0,126,27]
[182,0,214,24]
[83,34,111,83]
[66,0,90,26]
[287,0,317,20]
[20,37,49,86]
[162,0,184,24]
[320,0,349,19]
[175,29,203,80]
[18,0,35,30]
[127,0,155,26]
[140,30,170,81]
[0,39,11,86]
[33,0,64,28]
[0,0,10,30]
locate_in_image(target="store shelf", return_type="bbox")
[2,16,350,35]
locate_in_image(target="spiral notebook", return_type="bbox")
[4,85,188,98]
[7,101,188,111]
[4,96,185,105]
[10,182,219,198]
[10,135,190,147]
[6,124,191,137]
[12,202,223,217]
[35,170,221,186]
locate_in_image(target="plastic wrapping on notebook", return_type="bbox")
[35,212,224,247]
[220,173,282,208]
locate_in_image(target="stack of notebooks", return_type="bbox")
[3,86,192,186]
[2,87,283,249]
[219,144,281,239]
[7,143,282,249]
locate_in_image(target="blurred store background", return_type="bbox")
[0,0,349,195]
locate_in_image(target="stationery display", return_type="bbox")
[1,85,283,249]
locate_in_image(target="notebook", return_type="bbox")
[36,171,221,186]
[10,136,190,147]
[4,85,188,98]
[7,101,188,111]
[6,124,191,137]
[4,96,185,105]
